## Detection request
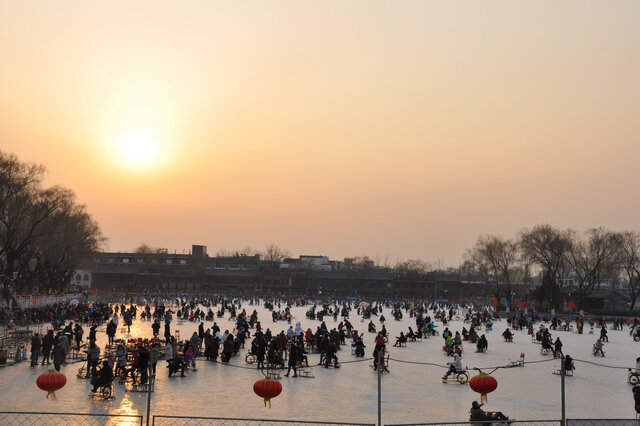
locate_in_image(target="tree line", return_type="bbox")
[463,225,640,311]
[0,151,104,293]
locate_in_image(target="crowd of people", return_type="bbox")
[4,294,639,418]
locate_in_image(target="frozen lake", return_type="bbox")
[1,302,637,423]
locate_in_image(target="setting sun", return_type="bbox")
[118,128,159,169]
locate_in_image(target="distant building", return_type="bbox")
[74,245,504,300]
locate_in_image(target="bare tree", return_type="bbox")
[566,228,619,310]
[520,224,572,309]
[394,259,431,278]
[0,152,104,292]
[520,224,572,287]
[616,231,640,310]
[472,235,520,302]
[30,189,104,291]
[261,243,290,263]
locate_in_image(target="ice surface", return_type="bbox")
[0,302,636,423]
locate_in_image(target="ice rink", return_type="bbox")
[1,301,637,423]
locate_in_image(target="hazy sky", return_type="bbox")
[1,1,639,265]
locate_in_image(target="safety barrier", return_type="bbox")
[0,411,144,425]
[152,416,375,426]
[385,421,562,426]
[566,421,640,426]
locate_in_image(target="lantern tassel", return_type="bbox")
[263,398,271,408]
[46,391,57,400]
[481,394,487,403]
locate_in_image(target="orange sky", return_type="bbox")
[1,1,639,265]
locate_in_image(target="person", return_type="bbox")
[53,339,65,372]
[635,357,640,375]
[564,354,575,372]
[115,344,127,378]
[633,385,640,415]
[86,341,100,378]
[476,335,488,353]
[324,341,339,368]
[168,355,186,378]
[285,344,298,377]
[254,337,266,370]
[41,330,54,365]
[554,337,563,358]
[137,346,150,384]
[470,400,509,420]
[164,339,174,363]
[150,343,160,375]
[593,339,605,356]
[91,360,114,394]
[600,327,608,343]
[502,328,513,342]
[106,319,117,344]
[30,333,41,368]
[393,332,407,347]
[353,337,366,357]
[442,353,463,380]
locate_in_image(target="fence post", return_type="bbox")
[146,384,152,426]
[560,354,566,426]
[377,351,383,426]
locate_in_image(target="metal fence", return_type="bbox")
[152,416,375,426]
[0,411,144,425]
[385,421,562,426]
[386,421,640,426]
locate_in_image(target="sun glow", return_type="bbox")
[118,128,160,169]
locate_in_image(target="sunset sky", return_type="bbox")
[1,1,639,266]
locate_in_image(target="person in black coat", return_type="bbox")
[285,344,298,377]
[53,340,65,372]
[106,321,117,345]
[137,346,150,384]
[164,323,171,341]
[91,360,114,393]
[633,385,640,415]
[41,330,54,365]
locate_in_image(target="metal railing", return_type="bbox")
[385,421,562,426]
[567,421,640,426]
[0,411,144,425]
[152,416,375,426]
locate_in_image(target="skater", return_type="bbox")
[476,334,488,353]
[90,360,113,394]
[442,353,463,380]
[470,401,509,420]
[554,337,563,358]
[564,354,575,372]
[593,339,605,356]
[600,327,608,343]
[633,385,640,415]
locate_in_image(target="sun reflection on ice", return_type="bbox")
[110,393,141,426]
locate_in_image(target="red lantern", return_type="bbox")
[36,369,67,400]
[469,372,498,403]
[253,376,282,408]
